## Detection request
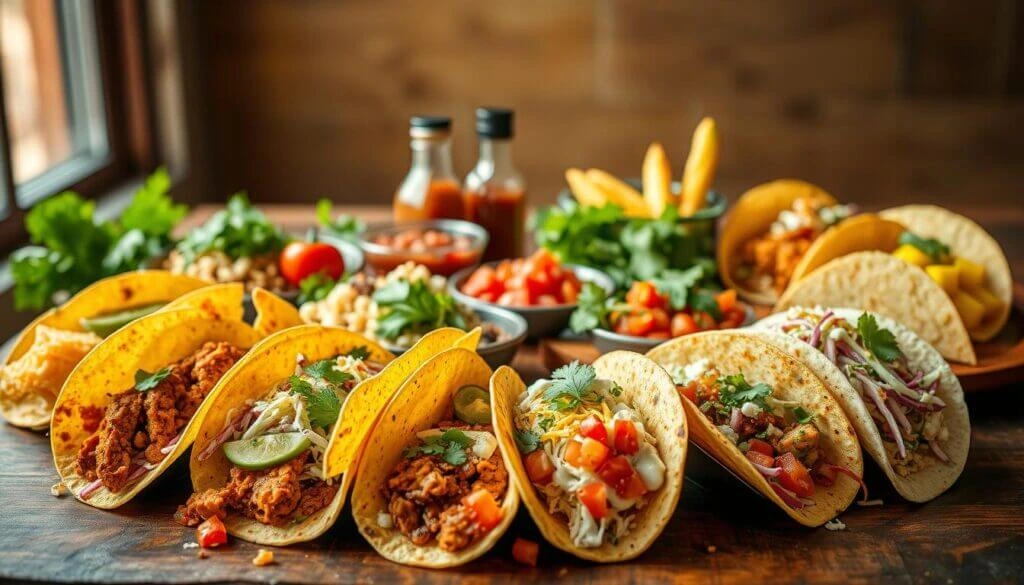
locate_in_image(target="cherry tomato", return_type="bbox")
[719,307,747,330]
[671,313,700,337]
[613,420,639,455]
[678,381,698,403]
[524,450,555,485]
[196,516,228,548]
[745,450,775,468]
[715,289,738,313]
[626,281,665,310]
[694,311,718,331]
[775,452,815,498]
[650,308,671,331]
[463,489,503,531]
[279,241,344,286]
[576,482,609,520]
[462,265,504,298]
[512,538,539,567]
[747,438,775,457]
[625,313,656,337]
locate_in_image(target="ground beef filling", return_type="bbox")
[176,450,340,527]
[74,342,244,492]
[382,423,508,552]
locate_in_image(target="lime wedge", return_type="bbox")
[223,432,311,470]
[80,303,165,337]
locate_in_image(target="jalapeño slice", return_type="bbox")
[223,432,311,471]
[80,303,166,337]
[454,384,491,425]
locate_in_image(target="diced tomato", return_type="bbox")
[624,313,656,337]
[812,461,837,487]
[613,420,639,455]
[497,290,530,307]
[745,450,775,468]
[525,271,553,299]
[463,488,503,531]
[564,438,610,470]
[626,281,665,309]
[495,260,514,281]
[747,438,775,457]
[560,280,580,304]
[647,331,669,340]
[650,308,670,331]
[614,317,633,335]
[670,313,699,337]
[775,452,815,498]
[528,248,558,274]
[462,266,504,298]
[715,289,737,313]
[524,450,555,485]
[597,455,648,499]
[678,381,698,403]
[536,294,559,306]
[196,516,228,549]
[718,307,746,330]
[576,482,609,520]
[619,471,649,499]
[694,311,718,330]
[579,415,609,445]
[512,538,539,567]
[477,291,498,303]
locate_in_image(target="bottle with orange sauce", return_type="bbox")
[393,116,464,222]
[463,107,526,262]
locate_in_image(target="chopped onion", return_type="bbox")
[929,440,950,463]
[770,483,815,509]
[729,408,743,433]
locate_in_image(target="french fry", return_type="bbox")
[585,169,650,218]
[565,168,607,208]
[642,142,673,218]
[680,117,719,216]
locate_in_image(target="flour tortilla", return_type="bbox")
[188,325,395,545]
[647,331,863,527]
[880,204,1013,342]
[775,251,976,365]
[754,308,970,502]
[350,348,518,568]
[491,351,687,562]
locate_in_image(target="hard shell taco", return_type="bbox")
[1,271,208,430]
[647,331,864,527]
[718,180,855,305]
[351,348,518,568]
[754,307,969,502]
[177,325,398,546]
[491,352,687,562]
[51,304,259,509]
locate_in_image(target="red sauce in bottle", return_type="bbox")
[463,186,525,261]
[394,178,465,222]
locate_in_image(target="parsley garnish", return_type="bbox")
[289,375,342,429]
[345,346,370,361]
[899,231,950,263]
[403,429,474,466]
[716,374,772,409]
[856,313,902,362]
[303,359,354,386]
[514,429,540,454]
[792,406,814,424]
[543,361,599,410]
[134,367,172,391]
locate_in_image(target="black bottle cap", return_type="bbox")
[409,115,451,135]
[475,107,514,138]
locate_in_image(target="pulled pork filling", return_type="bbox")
[75,341,244,496]
[381,421,507,553]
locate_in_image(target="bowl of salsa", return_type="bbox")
[359,219,488,277]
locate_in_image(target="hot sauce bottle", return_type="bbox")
[463,107,526,262]
[394,115,464,222]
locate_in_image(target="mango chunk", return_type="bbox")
[971,287,1005,320]
[952,290,986,330]
[925,264,959,295]
[893,244,931,268]
[954,257,986,291]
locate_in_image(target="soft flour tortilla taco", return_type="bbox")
[718,180,855,304]
[491,352,686,562]
[754,307,969,502]
[51,304,259,509]
[0,271,208,430]
[775,251,976,365]
[648,331,863,527]
[177,326,397,546]
[351,348,518,568]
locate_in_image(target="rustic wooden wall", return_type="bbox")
[191,0,1024,210]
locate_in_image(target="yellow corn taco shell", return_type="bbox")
[647,331,863,527]
[324,327,479,477]
[161,282,245,322]
[788,214,907,285]
[880,205,1013,342]
[754,309,969,502]
[1,271,208,430]
[188,325,394,545]
[718,180,836,305]
[251,287,304,337]
[351,348,518,568]
[51,306,260,509]
[775,251,976,365]
[491,352,687,562]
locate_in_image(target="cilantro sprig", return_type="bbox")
[543,361,599,410]
[134,366,173,391]
[899,231,950,264]
[175,193,289,264]
[514,429,540,454]
[856,313,902,362]
[297,273,338,305]
[303,359,354,386]
[373,280,466,341]
[289,375,342,430]
[716,374,773,409]
[316,199,365,241]
[345,346,370,361]
[403,429,474,466]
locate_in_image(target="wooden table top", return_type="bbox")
[2,205,1022,585]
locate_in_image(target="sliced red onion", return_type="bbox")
[78,479,103,500]
[854,372,905,459]
[198,407,254,462]
[751,462,782,477]
[730,408,743,433]
[929,440,950,463]
[159,431,184,455]
[837,342,865,363]
[808,310,835,348]
[886,397,913,435]
[889,389,943,413]
[825,464,869,502]
[904,371,923,388]
[770,483,815,509]
[824,335,837,364]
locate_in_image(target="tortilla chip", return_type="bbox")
[350,348,518,568]
[491,352,687,562]
[717,179,836,305]
[754,309,970,502]
[647,331,863,527]
[788,214,907,285]
[880,204,1013,342]
[252,287,304,337]
[775,251,976,365]
[189,325,394,545]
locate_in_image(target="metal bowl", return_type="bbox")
[448,263,616,340]
[380,304,528,369]
[591,305,758,355]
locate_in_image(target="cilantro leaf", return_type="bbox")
[135,367,172,391]
[716,374,772,409]
[543,361,598,410]
[569,282,611,333]
[404,429,474,465]
[373,280,466,342]
[119,168,187,237]
[345,346,370,361]
[176,193,289,264]
[304,359,354,385]
[316,199,365,241]
[289,375,343,429]
[650,266,704,310]
[514,429,540,454]
[688,290,723,320]
[899,231,950,263]
[856,313,902,362]
[792,406,815,424]
[297,273,337,305]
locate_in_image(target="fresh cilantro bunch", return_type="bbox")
[716,374,773,409]
[899,231,950,264]
[289,357,358,429]
[175,193,289,264]
[543,361,600,410]
[316,199,365,241]
[11,168,188,310]
[856,313,902,362]
[372,280,466,342]
[403,429,474,466]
